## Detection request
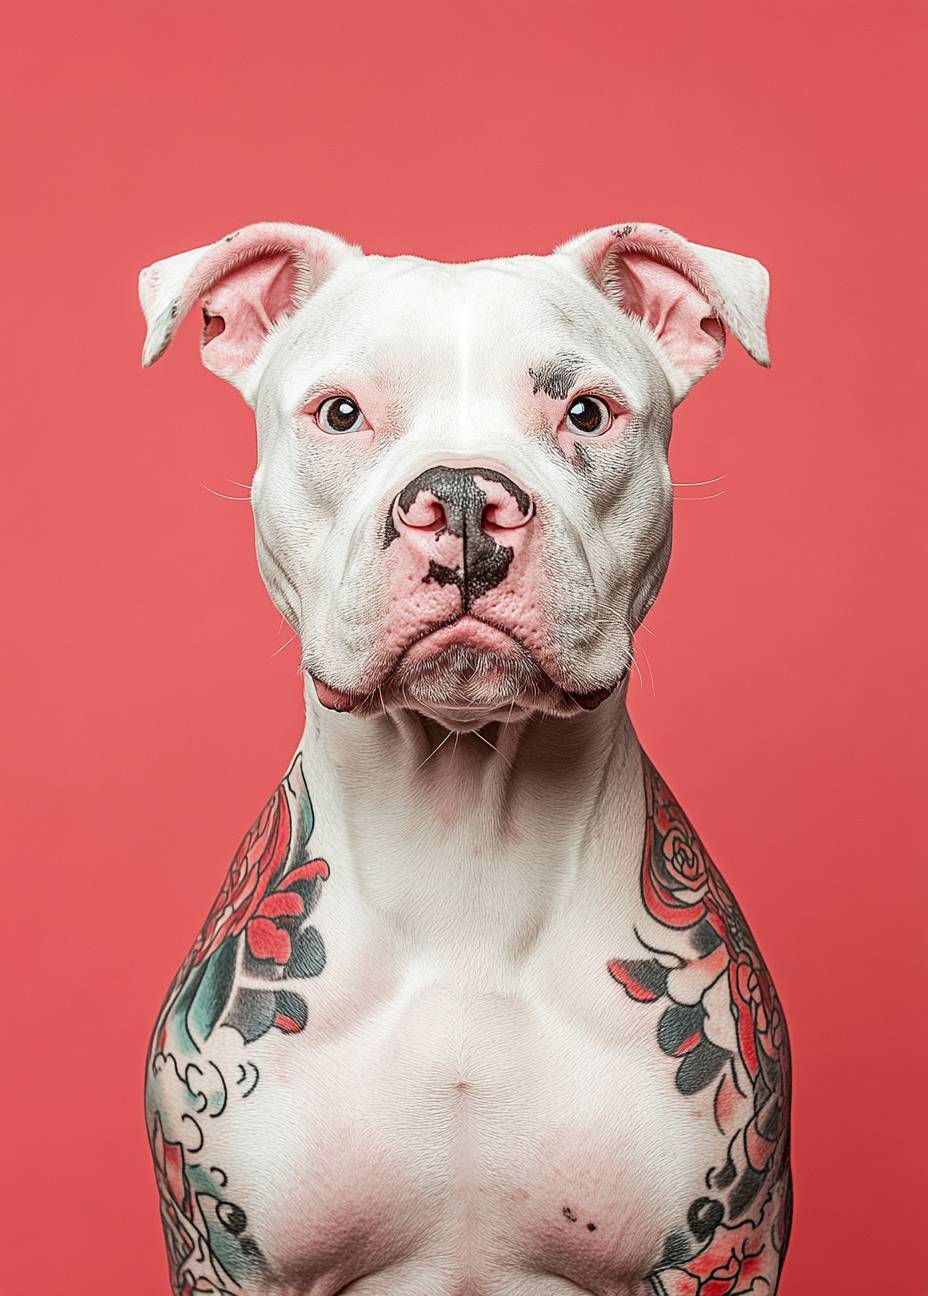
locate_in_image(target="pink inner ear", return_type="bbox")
[200,252,299,375]
[618,252,725,381]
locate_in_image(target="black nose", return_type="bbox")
[385,465,534,611]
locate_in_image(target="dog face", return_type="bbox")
[140,222,769,729]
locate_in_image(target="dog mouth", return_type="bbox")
[391,642,546,715]
[309,615,620,722]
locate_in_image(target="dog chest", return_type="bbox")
[148,944,717,1296]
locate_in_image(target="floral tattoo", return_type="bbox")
[146,749,790,1294]
[146,754,330,1295]
[608,755,792,1295]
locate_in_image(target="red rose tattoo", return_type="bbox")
[609,756,792,1294]
[146,754,331,1295]
[189,781,294,966]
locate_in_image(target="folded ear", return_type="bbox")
[138,222,361,400]
[553,222,770,403]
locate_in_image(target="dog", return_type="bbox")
[140,220,791,1296]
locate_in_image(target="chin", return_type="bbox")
[389,644,546,714]
[309,626,624,727]
[382,643,620,730]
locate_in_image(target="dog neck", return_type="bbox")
[296,682,645,950]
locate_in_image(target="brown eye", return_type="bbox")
[318,395,365,434]
[566,395,611,436]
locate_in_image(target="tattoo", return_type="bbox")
[608,755,792,1294]
[146,754,330,1295]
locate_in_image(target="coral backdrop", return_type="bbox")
[2,2,924,1292]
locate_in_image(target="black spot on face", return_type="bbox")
[573,443,593,474]
[562,1206,577,1222]
[586,1222,596,1232]
[528,352,586,401]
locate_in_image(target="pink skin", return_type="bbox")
[468,478,547,665]
[311,468,572,713]
[401,616,526,662]
[141,223,343,372]
[199,252,297,372]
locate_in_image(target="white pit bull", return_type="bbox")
[140,221,791,1296]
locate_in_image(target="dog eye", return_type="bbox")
[565,395,612,436]
[317,396,366,434]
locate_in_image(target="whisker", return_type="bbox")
[670,474,725,487]
[413,728,454,773]
[472,727,513,768]
[271,634,296,658]
[628,650,645,691]
[201,482,251,502]
[634,636,656,695]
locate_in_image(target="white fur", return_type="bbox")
[140,223,773,1295]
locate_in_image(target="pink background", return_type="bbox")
[2,2,924,1291]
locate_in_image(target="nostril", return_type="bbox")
[472,472,534,531]
[482,493,534,530]
[396,490,446,531]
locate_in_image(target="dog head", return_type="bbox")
[139,221,769,730]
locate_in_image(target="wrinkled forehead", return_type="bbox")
[267,254,656,411]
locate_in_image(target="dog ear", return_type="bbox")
[138,222,361,401]
[553,222,770,403]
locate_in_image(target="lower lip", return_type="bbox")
[312,624,623,715]
[311,676,357,711]
[569,683,617,710]
[311,619,522,713]
[402,616,522,663]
